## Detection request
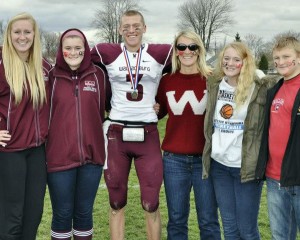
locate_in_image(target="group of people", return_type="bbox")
[0,9,299,240]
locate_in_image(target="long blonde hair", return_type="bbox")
[216,42,256,105]
[171,31,212,78]
[2,12,46,108]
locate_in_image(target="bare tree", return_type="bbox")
[41,31,60,63]
[0,20,6,45]
[91,0,142,43]
[243,34,264,61]
[177,0,235,51]
[272,30,300,41]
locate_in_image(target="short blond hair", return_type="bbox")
[120,10,145,26]
[273,36,300,55]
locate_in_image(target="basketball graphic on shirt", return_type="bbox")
[220,104,233,119]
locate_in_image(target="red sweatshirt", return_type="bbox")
[0,58,52,152]
[46,29,108,172]
[156,71,207,155]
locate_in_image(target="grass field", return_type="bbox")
[37,117,300,239]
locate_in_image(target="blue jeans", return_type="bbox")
[211,160,263,240]
[163,152,221,240]
[266,177,300,240]
[47,164,102,232]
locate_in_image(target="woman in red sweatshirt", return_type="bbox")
[46,29,107,240]
[0,12,52,240]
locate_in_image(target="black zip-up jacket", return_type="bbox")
[255,78,300,187]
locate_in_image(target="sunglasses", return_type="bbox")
[176,43,199,51]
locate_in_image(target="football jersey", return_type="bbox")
[91,42,172,123]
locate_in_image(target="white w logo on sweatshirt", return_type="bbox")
[166,90,207,115]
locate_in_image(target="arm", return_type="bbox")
[162,45,173,74]
[153,103,160,115]
[90,45,103,66]
[0,130,11,147]
[0,71,11,147]
[155,77,168,119]
[105,72,112,113]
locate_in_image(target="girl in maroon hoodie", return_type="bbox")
[0,12,52,240]
[46,29,107,240]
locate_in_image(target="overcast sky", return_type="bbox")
[1,0,299,46]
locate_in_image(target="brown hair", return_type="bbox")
[273,36,300,55]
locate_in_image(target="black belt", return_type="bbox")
[106,117,157,126]
[186,154,202,157]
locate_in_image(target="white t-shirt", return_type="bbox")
[211,78,254,168]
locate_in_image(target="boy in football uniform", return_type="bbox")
[91,10,172,240]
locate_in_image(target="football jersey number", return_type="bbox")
[126,74,143,101]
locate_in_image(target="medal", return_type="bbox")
[131,90,138,99]
[123,45,143,99]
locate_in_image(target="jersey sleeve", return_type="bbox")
[147,44,173,74]
[91,44,105,67]
[156,74,169,119]
[91,43,123,67]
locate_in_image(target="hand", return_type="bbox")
[153,103,160,115]
[0,130,11,147]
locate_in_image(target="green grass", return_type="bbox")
[37,117,300,239]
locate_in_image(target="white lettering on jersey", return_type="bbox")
[166,90,207,115]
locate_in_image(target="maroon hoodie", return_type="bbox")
[46,28,107,172]
[0,58,52,152]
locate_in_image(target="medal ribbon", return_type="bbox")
[123,46,142,92]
